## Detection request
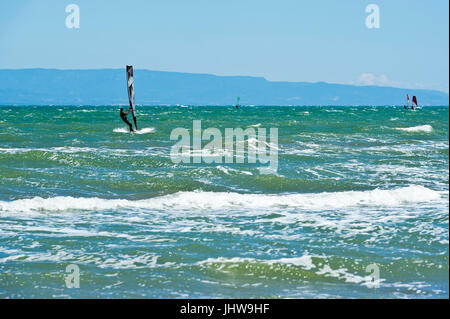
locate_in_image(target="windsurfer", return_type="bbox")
[120,107,135,132]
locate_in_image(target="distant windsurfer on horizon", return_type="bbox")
[411,96,418,110]
[120,107,135,132]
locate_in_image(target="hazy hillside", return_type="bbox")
[0,69,448,106]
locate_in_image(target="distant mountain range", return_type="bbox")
[0,69,448,106]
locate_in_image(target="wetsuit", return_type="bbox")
[120,109,134,132]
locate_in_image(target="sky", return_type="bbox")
[0,0,448,92]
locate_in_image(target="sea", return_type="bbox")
[0,105,448,298]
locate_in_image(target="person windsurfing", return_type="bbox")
[404,94,409,109]
[120,107,135,132]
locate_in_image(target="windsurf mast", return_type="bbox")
[126,65,137,130]
[407,94,410,107]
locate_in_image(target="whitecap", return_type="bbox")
[395,125,433,133]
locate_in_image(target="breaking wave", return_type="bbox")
[0,185,441,214]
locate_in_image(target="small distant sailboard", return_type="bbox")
[126,65,138,130]
[235,96,240,109]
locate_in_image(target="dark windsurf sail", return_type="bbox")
[126,65,137,130]
[412,96,418,108]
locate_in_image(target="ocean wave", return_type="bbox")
[395,125,433,133]
[0,185,441,214]
[0,146,110,154]
[197,255,376,286]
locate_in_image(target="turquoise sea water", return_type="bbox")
[0,105,448,298]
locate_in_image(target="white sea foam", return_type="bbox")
[246,137,279,151]
[0,185,441,214]
[395,125,433,133]
[113,127,155,134]
[0,248,159,269]
[0,146,168,158]
[198,255,315,270]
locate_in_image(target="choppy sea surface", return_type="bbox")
[0,105,448,298]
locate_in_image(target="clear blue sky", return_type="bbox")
[1,0,448,92]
